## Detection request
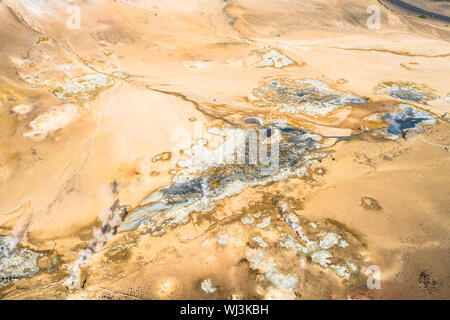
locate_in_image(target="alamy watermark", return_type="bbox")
[171,123,280,175]
[66,1,81,30]
[367,5,381,30]
[366,265,381,289]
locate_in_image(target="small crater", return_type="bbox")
[313,167,326,176]
[360,197,382,211]
[152,152,171,162]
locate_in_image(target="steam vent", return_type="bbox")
[0,0,449,301]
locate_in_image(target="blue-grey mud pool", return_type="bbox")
[0,0,449,299]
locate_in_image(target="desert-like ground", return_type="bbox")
[0,0,449,300]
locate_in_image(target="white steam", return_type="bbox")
[64,202,128,289]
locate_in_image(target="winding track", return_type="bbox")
[383,0,450,22]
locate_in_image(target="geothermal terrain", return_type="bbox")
[0,0,449,300]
